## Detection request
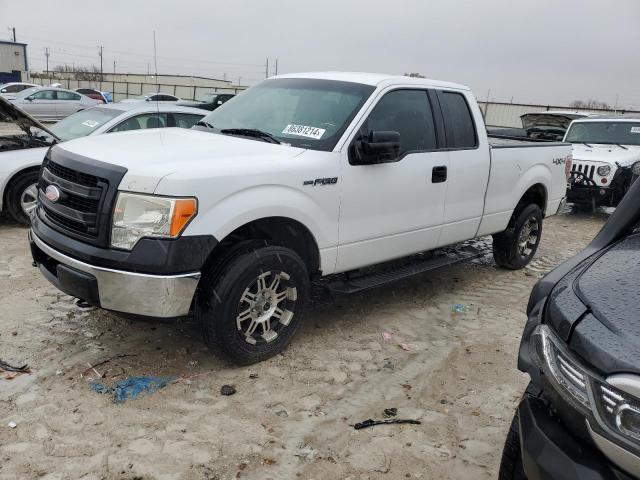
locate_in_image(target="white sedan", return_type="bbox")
[0,98,208,224]
[9,86,101,121]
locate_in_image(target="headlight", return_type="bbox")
[632,161,640,177]
[532,325,591,410]
[597,165,611,176]
[593,379,640,444]
[111,192,197,250]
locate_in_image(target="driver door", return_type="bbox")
[336,88,450,272]
[26,89,58,120]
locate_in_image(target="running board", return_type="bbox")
[324,244,486,295]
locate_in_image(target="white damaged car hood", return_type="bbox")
[56,127,305,193]
[572,143,640,167]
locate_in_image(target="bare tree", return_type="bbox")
[570,99,612,110]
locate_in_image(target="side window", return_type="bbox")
[6,85,22,93]
[361,89,437,156]
[109,113,168,132]
[31,90,57,100]
[57,91,81,101]
[172,113,203,129]
[439,91,477,149]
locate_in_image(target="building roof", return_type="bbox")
[0,40,27,47]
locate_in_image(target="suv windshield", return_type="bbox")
[49,107,122,141]
[198,78,375,151]
[566,121,640,146]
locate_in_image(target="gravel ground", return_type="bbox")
[0,209,608,480]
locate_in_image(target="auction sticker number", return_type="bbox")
[282,124,326,140]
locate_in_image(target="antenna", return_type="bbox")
[153,31,160,121]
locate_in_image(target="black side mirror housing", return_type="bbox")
[351,130,401,165]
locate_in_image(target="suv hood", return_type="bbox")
[553,233,640,375]
[0,95,60,141]
[571,143,640,167]
[57,127,305,193]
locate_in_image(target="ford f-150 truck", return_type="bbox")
[29,72,572,364]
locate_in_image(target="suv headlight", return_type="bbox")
[597,165,611,176]
[111,192,197,250]
[532,325,591,410]
[632,161,640,177]
[593,379,640,444]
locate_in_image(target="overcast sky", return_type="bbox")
[3,0,639,108]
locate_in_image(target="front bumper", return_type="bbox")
[30,231,200,318]
[566,184,612,205]
[519,395,636,480]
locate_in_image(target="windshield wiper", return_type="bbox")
[220,128,281,144]
[615,143,629,150]
[196,120,215,129]
[582,142,593,148]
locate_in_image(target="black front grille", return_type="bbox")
[46,160,104,187]
[36,150,128,247]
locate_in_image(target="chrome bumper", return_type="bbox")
[31,232,200,318]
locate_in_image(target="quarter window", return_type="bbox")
[361,89,437,156]
[439,92,477,149]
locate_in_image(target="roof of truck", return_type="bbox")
[273,71,470,90]
[571,114,640,122]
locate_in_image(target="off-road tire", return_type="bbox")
[6,170,39,226]
[498,410,527,480]
[493,203,543,270]
[196,241,310,365]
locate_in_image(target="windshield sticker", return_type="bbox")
[631,127,640,134]
[81,120,100,128]
[282,124,326,140]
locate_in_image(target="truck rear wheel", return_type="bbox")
[196,242,309,365]
[493,204,543,270]
[6,170,39,226]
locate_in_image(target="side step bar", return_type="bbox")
[324,243,486,295]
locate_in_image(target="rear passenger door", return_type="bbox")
[336,88,450,272]
[435,90,491,246]
[55,90,82,118]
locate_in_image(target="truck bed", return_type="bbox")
[488,135,568,149]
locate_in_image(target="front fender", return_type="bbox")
[0,147,48,211]
[183,184,338,252]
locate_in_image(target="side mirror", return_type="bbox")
[26,97,33,101]
[351,131,401,165]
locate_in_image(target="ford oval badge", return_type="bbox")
[45,185,61,203]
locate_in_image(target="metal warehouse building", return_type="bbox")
[0,40,28,84]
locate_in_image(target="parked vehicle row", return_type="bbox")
[27,71,571,365]
[0,96,208,224]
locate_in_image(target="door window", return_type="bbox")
[56,91,81,101]
[30,90,57,100]
[172,113,203,128]
[439,92,477,149]
[109,113,169,132]
[359,89,437,157]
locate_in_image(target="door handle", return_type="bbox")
[432,166,447,183]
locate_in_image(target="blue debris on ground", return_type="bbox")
[89,376,177,403]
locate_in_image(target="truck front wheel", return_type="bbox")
[196,242,309,365]
[493,204,543,270]
[6,170,39,226]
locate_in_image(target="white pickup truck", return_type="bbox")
[29,72,571,364]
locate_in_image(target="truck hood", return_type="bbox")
[571,143,640,166]
[57,127,305,192]
[558,233,640,375]
[0,95,60,141]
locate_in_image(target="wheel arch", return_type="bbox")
[517,182,547,216]
[202,216,322,280]
[1,165,41,212]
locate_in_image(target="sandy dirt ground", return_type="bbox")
[0,208,608,480]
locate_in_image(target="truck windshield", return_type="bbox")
[197,78,375,151]
[49,107,122,141]
[566,121,640,147]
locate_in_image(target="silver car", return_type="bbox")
[0,98,208,224]
[9,86,101,121]
[119,92,181,103]
[0,82,39,100]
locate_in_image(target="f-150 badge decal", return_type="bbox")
[303,177,338,186]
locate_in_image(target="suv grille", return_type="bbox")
[38,160,107,239]
[573,161,596,180]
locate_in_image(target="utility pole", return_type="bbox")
[45,47,50,75]
[265,58,269,79]
[223,73,227,81]
[12,27,16,42]
[98,45,104,80]
[275,58,278,76]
